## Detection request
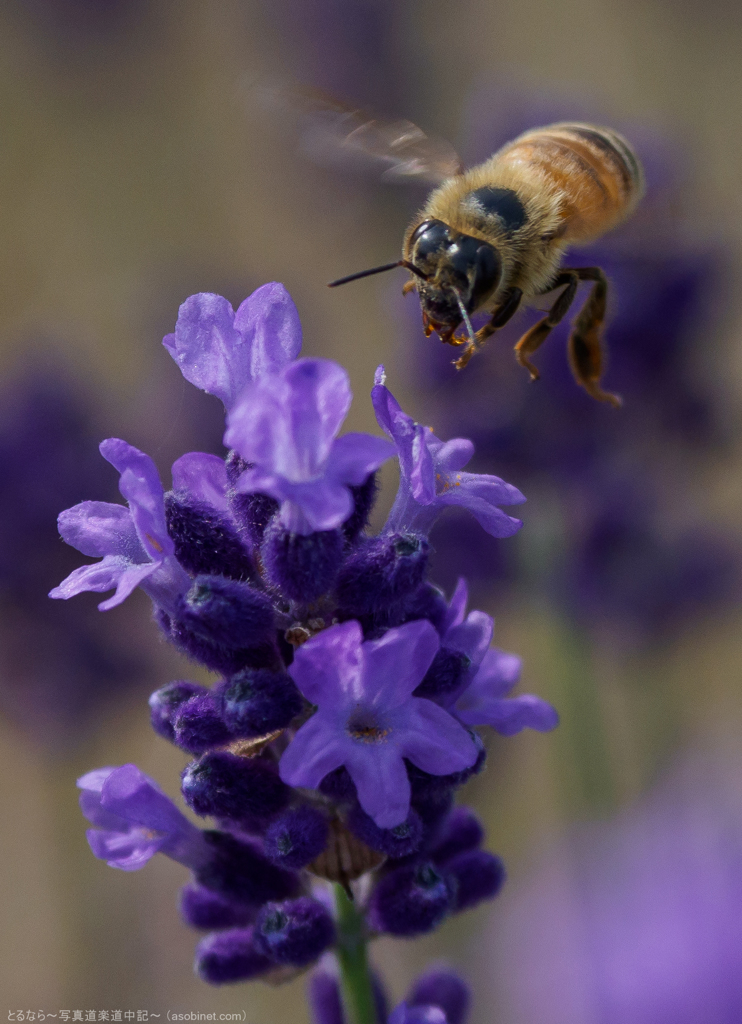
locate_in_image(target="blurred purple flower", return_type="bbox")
[279,619,478,828]
[78,763,209,871]
[225,358,394,534]
[487,751,742,1023]
[163,284,302,413]
[50,438,190,614]
[454,648,559,736]
[372,367,525,539]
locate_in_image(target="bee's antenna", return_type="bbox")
[328,260,427,288]
[452,288,476,347]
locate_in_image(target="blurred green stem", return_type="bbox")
[334,884,376,1024]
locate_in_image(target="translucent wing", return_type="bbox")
[257,82,463,185]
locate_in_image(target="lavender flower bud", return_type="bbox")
[407,969,471,1024]
[164,492,255,580]
[181,752,291,825]
[176,575,275,649]
[196,830,300,905]
[347,804,424,859]
[318,766,357,803]
[195,926,272,984]
[253,897,335,966]
[149,681,208,742]
[308,969,389,1024]
[431,807,485,865]
[219,668,303,738]
[172,693,232,754]
[161,610,279,676]
[369,861,455,936]
[446,850,506,912]
[402,584,449,633]
[179,882,255,930]
[260,520,345,603]
[264,806,329,870]
[225,450,279,547]
[336,532,429,616]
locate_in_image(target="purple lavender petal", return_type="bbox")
[442,577,469,633]
[460,648,522,700]
[56,502,140,559]
[171,452,230,511]
[278,713,348,789]
[232,281,302,379]
[436,483,524,538]
[86,827,166,870]
[344,743,412,830]
[99,438,173,560]
[444,609,494,667]
[324,432,396,485]
[49,556,154,609]
[432,437,476,475]
[455,649,558,735]
[163,293,245,408]
[97,763,195,834]
[388,1003,447,1024]
[362,621,441,709]
[471,695,560,736]
[288,619,364,706]
[396,699,479,775]
[97,561,161,611]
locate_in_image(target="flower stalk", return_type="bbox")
[334,884,377,1024]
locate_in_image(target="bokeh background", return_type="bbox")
[2,1,742,1022]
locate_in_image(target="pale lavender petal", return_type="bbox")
[233,282,302,379]
[97,561,160,611]
[279,713,349,789]
[433,437,475,474]
[78,768,132,830]
[389,1005,447,1024]
[277,480,354,534]
[363,620,440,710]
[371,380,436,501]
[345,743,412,829]
[442,577,469,633]
[86,827,166,871]
[371,371,402,437]
[99,438,173,559]
[451,472,526,506]
[324,433,396,485]
[444,609,494,667]
[57,502,140,559]
[163,293,243,407]
[409,425,437,503]
[463,648,523,701]
[458,694,559,735]
[50,555,135,601]
[171,452,230,511]
[289,620,364,706]
[437,488,523,538]
[396,698,478,775]
[99,763,195,834]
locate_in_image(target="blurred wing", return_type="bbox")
[258,83,463,185]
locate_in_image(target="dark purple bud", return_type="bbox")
[431,807,485,866]
[176,575,275,649]
[172,693,232,754]
[181,751,291,825]
[254,897,335,966]
[219,668,303,738]
[414,647,471,701]
[342,473,379,544]
[162,611,280,676]
[195,926,272,984]
[408,969,471,1024]
[225,450,279,547]
[264,806,329,869]
[369,861,455,937]
[149,681,208,742]
[164,492,255,581]
[179,882,255,930]
[336,533,429,616]
[347,804,424,859]
[318,766,357,803]
[446,850,506,912]
[410,789,455,836]
[261,520,345,603]
[308,969,389,1024]
[196,830,300,905]
[402,584,449,633]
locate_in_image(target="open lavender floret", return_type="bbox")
[58,284,557,990]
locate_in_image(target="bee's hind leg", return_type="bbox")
[453,287,523,370]
[513,272,579,380]
[567,267,622,408]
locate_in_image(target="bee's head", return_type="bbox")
[407,219,502,328]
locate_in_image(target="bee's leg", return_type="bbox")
[453,288,523,370]
[514,273,578,380]
[568,267,622,408]
[402,280,416,296]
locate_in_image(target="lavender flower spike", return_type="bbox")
[225,359,395,535]
[372,366,525,538]
[163,283,302,411]
[279,619,478,828]
[454,648,559,736]
[50,438,190,614]
[78,764,210,872]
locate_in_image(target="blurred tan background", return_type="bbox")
[1,1,741,1022]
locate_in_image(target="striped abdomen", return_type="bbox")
[493,122,644,243]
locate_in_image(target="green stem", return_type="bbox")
[333,884,377,1024]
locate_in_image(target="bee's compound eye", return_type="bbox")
[410,219,450,261]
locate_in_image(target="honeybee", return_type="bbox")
[319,102,644,406]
